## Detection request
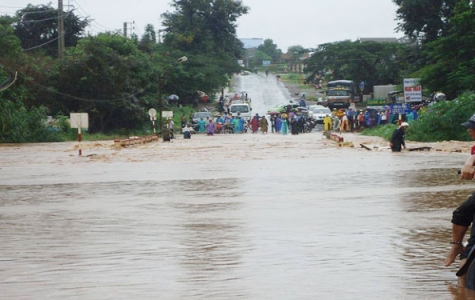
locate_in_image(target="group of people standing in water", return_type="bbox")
[185,111,309,136]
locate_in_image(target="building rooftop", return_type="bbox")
[358,37,399,43]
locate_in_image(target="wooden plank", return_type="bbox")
[360,144,372,151]
[407,147,432,151]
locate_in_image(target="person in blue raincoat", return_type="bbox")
[275,115,282,132]
[238,116,245,133]
[280,113,289,135]
[197,118,206,133]
[232,116,240,133]
[364,111,371,127]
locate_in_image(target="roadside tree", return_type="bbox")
[13,4,89,57]
[417,1,475,99]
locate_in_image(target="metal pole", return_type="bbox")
[58,0,65,59]
[78,121,82,156]
[158,74,162,131]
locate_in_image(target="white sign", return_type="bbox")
[403,78,422,103]
[148,108,157,118]
[70,113,89,128]
[262,60,271,66]
[162,111,173,118]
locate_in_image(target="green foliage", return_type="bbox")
[0,2,251,142]
[161,0,247,72]
[305,40,409,94]
[14,4,89,57]
[361,124,399,141]
[257,39,282,63]
[408,93,475,141]
[362,93,475,142]
[418,1,475,99]
[55,33,156,133]
[0,99,67,142]
[393,0,457,44]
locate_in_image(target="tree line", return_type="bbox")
[303,0,475,101]
[1,0,475,142]
[0,1,248,141]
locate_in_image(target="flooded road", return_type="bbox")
[1,73,474,299]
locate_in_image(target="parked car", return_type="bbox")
[192,111,213,122]
[309,106,331,124]
[267,102,300,114]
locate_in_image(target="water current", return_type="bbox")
[1,73,474,299]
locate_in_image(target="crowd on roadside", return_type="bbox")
[172,106,317,138]
[322,107,420,133]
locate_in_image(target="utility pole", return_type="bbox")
[123,22,133,38]
[58,0,65,59]
[158,74,162,130]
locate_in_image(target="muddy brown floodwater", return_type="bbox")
[2,73,475,300]
[0,132,474,300]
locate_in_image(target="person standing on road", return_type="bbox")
[389,122,409,152]
[280,113,289,135]
[159,126,172,142]
[206,119,215,135]
[250,114,259,133]
[270,115,276,133]
[239,116,246,133]
[445,113,475,287]
[290,116,299,135]
[332,114,340,131]
[182,123,192,139]
[347,109,355,132]
[260,115,268,134]
[168,118,175,139]
[232,116,240,134]
[224,95,231,114]
[323,114,332,132]
[340,113,349,132]
[299,95,307,107]
[276,115,282,133]
[197,118,206,133]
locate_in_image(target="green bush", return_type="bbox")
[0,99,68,143]
[409,93,475,141]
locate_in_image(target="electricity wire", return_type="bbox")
[0,72,18,92]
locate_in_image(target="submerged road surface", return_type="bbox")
[0,73,473,299]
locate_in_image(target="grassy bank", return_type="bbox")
[360,124,398,141]
[280,73,319,101]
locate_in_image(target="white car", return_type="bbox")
[309,106,331,124]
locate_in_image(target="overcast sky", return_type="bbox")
[4,0,402,51]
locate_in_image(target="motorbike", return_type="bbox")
[303,118,318,133]
[224,123,234,134]
[216,122,224,134]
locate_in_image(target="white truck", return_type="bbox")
[229,100,252,121]
[373,85,397,100]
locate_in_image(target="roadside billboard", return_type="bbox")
[403,78,422,102]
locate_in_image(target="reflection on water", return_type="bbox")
[2,148,475,299]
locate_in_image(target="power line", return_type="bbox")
[19,11,73,24]
[0,72,18,92]
[12,69,153,103]
[22,34,63,51]
[71,0,112,31]
[1,63,154,103]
